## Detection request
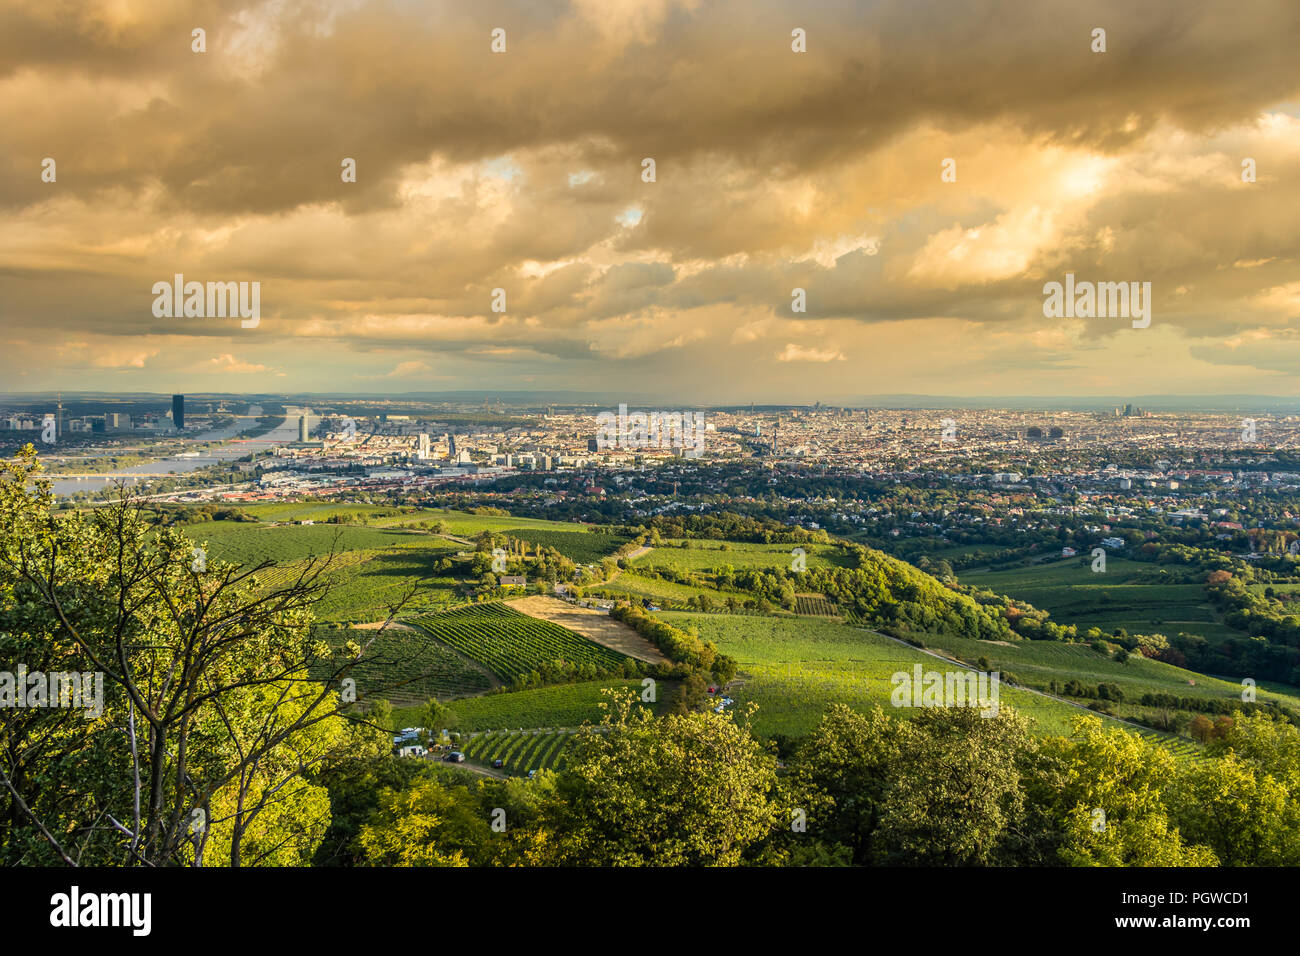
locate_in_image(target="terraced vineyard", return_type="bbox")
[310,624,493,705]
[311,550,461,622]
[794,594,839,617]
[395,679,659,732]
[462,730,581,775]
[408,602,636,684]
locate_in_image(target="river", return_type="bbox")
[49,407,315,496]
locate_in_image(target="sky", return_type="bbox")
[1,0,1298,403]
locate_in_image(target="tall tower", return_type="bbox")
[172,394,185,431]
[299,414,309,442]
[56,393,64,440]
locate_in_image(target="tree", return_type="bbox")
[357,777,486,866]
[549,691,778,865]
[1168,755,1299,865]
[1023,716,1217,867]
[785,704,916,864]
[420,699,458,742]
[0,447,403,867]
[1188,715,1214,743]
[872,706,1032,866]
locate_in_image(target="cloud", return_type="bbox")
[385,360,434,377]
[776,343,846,363]
[206,353,272,373]
[1,0,1299,397]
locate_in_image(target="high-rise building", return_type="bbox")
[417,433,430,459]
[299,414,310,442]
[172,394,185,430]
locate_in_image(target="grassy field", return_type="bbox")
[661,612,1089,739]
[909,628,1300,718]
[960,557,1232,642]
[191,506,624,564]
[220,502,595,533]
[594,571,740,606]
[185,521,445,565]
[412,509,591,535]
[183,517,466,621]
[632,539,849,572]
[408,602,636,684]
[312,550,463,621]
[184,512,633,622]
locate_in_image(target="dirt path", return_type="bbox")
[424,756,507,779]
[506,595,670,665]
[623,545,653,562]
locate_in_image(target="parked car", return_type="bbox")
[527,770,537,779]
[492,759,505,769]
[444,751,465,763]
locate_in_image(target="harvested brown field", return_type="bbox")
[506,595,670,665]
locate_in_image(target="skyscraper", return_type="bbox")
[417,433,430,459]
[299,414,309,442]
[172,394,185,431]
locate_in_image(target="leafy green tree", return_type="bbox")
[312,754,427,866]
[421,699,457,741]
[1168,754,1298,865]
[1024,716,1217,867]
[550,691,779,865]
[0,447,397,867]
[357,777,488,866]
[785,704,916,864]
[872,706,1032,866]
